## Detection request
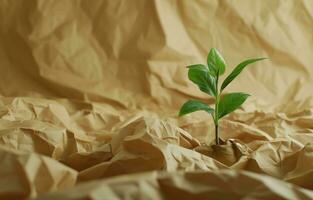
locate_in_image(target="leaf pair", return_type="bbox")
[189,49,266,96]
[187,48,228,97]
[178,92,250,118]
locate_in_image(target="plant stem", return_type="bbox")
[214,72,220,145]
[215,123,219,145]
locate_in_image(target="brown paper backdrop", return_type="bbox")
[1,0,313,199]
[1,0,313,112]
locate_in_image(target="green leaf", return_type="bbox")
[218,92,250,118]
[187,64,216,96]
[221,58,267,91]
[207,48,226,76]
[179,100,214,116]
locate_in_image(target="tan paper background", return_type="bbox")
[1,0,313,199]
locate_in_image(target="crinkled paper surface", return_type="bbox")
[1,0,313,199]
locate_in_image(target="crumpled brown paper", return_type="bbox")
[36,170,313,200]
[0,146,77,199]
[1,0,313,199]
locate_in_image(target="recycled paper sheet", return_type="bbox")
[1,0,313,199]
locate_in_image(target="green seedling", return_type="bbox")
[179,48,266,145]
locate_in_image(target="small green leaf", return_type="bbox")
[187,64,216,96]
[179,100,214,116]
[207,48,226,76]
[221,58,267,91]
[218,92,250,118]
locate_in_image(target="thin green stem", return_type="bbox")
[214,72,220,145]
[215,124,219,145]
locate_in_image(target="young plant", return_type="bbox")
[179,48,266,145]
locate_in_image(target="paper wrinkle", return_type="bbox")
[0,146,77,199]
[78,115,224,182]
[1,0,313,199]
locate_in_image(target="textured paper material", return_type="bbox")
[37,170,313,200]
[1,0,313,199]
